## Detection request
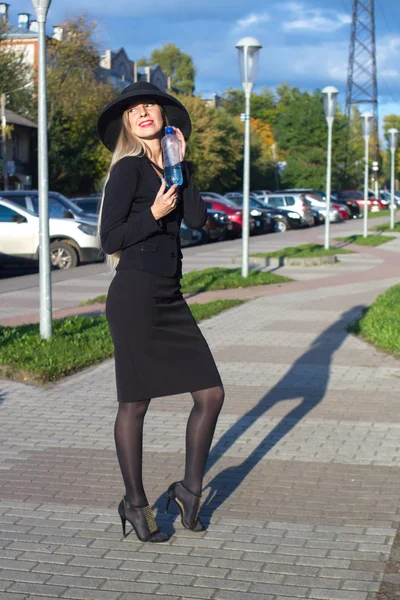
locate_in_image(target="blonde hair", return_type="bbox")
[98,105,167,270]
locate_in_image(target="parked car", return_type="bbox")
[201,209,230,242]
[284,188,360,219]
[304,194,342,223]
[71,196,101,214]
[335,190,386,212]
[0,190,98,226]
[225,191,258,201]
[180,221,203,246]
[380,190,400,207]
[260,193,314,227]
[0,199,100,269]
[222,195,274,235]
[252,190,272,199]
[200,195,255,237]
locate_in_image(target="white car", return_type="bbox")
[0,199,101,269]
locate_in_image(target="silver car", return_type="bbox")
[261,193,314,227]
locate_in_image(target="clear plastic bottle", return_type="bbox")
[161,126,183,187]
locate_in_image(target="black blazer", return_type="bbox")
[100,156,207,277]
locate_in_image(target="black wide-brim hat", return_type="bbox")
[98,81,192,151]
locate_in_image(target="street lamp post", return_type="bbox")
[388,128,399,230]
[361,112,374,238]
[31,0,52,338]
[321,86,339,250]
[236,36,262,278]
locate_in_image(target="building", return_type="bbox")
[99,48,168,92]
[1,108,37,189]
[1,3,168,93]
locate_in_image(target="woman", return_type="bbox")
[98,81,224,544]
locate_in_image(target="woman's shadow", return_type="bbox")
[153,305,363,529]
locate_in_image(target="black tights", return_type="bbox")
[114,386,224,505]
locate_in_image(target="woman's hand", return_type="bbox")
[173,127,186,160]
[151,180,179,221]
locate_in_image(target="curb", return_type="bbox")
[231,255,338,267]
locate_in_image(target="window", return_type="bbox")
[1,195,27,209]
[268,197,284,207]
[285,197,295,206]
[77,200,99,213]
[0,205,20,222]
[48,197,66,219]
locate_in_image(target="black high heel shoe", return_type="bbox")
[118,497,169,542]
[165,481,205,532]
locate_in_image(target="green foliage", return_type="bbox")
[46,16,116,194]
[180,267,290,293]
[335,234,395,246]
[348,284,400,355]
[148,44,196,94]
[0,300,245,383]
[173,94,242,192]
[251,243,354,258]
[0,21,35,116]
[221,84,369,192]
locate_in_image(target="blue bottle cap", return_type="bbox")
[165,126,174,134]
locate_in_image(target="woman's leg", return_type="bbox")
[183,386,225,495]
[114,399,150,506]
[115,399,169,542]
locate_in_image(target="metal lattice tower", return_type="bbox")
[346,0,379,156]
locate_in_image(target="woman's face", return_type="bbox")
[127,100,164,139]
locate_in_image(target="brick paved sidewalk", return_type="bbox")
[1,242,400,598]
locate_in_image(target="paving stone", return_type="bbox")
[6,582,68,596]
[60,589,121,600]
[154,584,215,598]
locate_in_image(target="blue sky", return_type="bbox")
[12,0,400,127]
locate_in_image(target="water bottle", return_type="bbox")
[161,126,183,187]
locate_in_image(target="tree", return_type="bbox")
[172,93,241,191]
[222,87,279,125]
[46,16,116,194]
[147,44,196,94]
[0,21,34,116]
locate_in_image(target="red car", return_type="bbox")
[337,191,386,212]
[200,195,256,237]
[332,203,350,220]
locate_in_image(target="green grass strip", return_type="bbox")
[0,299,246,384]
[180,267,290,293]
[348,284,400,355]
[334,234,395,247]
[80,294,107,306]
[367,209,391,219]
[80,268,290,306]
[371,222,400,232]
[251,243,354,259]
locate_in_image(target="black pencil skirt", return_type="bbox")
[105,269,223,402]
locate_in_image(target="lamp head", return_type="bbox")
[321,86,339,121]
[235,36,262,92]
[361,112,374,138]
[31,0,51,22]
[388,128,399,150]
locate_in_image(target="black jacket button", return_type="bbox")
[169,235,174,240]
[170,252,176,258]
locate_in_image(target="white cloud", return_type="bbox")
[235,12,270,29]
[280,3,351,33]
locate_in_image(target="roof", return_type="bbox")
[5,109,37,129]
[6,26,38,39]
